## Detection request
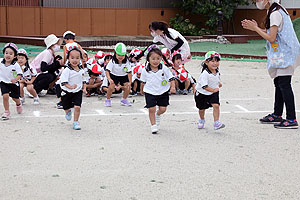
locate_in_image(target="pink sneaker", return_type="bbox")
[1,110,10,120]
[16,104,22,114]
[198,119,205,129]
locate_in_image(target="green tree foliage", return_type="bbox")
[173,0,250,30]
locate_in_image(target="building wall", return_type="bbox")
[0,6,177,36]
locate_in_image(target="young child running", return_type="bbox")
[105,43,132,107]
[140,45,176,134]
[60,47,87,130]
[17,49,39,105]
[194,51,225,130]
[0,43,23,120]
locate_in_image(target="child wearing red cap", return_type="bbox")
[0,43,23,120]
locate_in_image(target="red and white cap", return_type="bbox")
[91,64,102,74]
[17,48,28,58]
[63,30,75,38]
[133,63,145,74]
[161,48,171,56]
[130,48,142,57]
[171,50,182,58]
[95,51,105,58]
[105,52,113,57]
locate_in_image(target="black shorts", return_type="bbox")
[194,91,220,110]
[0,82,20,98]
[144,91,169,108]
[131,79,141,92]
[109,73,129,86]
[177,79,193,90]
[61,90,83,110]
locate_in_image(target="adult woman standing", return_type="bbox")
[242,0,300,129]
[149,21,191,64]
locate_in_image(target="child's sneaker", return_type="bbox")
[56,101,63,109]
[151,125,158,134]
[130,91,137,96]
[274,119,298,129]
[20,98,25,104]
[259,113,283,124]
[155,113,161,126]
[105,99,112,107]
[73,121,81,130]
[214,121,225,130]
[16,104,22,114]
[1,110,10,120]
[198,119,205,129]
[65,110,72,121]
[183,89,188,95]
[33,97,40,105]
[120,99,132,106]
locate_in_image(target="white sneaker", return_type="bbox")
[33,97,40,105]
[20,98,25,104]
[151,125,158,134]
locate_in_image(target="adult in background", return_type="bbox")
[242,0,300,129]
[149,21,191,64]
[31,34,64,95]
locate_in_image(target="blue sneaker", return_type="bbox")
[65,110,72,121]
[73,121,81,130]
[120,98,132,106]
[214,120,225,130]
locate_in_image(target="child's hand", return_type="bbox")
[213,88,219,93]
[11,79,16,84]
[108,79,114,85]
[140,90,144,95]
[83,88,87,94]
[241,19,258,31]
[219,83,222,88]
[71,84,77,89]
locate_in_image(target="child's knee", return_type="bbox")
[212,104,220,109]
[74,106,81,111]
[2,94,9,100]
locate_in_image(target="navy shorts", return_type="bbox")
[61,90,83,110]
[194,91,220,110]
[109,73,129,86]
[144,91,169,108]
[0,82,20,99]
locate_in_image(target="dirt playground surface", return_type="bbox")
[1,59,300,200]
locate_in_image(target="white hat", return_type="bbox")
[44,34,60,49]
[63,30,75,38]
[269,0,280,4]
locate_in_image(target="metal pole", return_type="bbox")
[217,11,223,36]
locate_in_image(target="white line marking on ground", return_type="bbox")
[33,111,40,117]
[235,105,250,112]
[95,110,107,115]
[139,109,148,114]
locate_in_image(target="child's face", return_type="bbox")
[82,54,88,64]
[205,57,220,71]
[17,55,26,66]
[95,57,100,62]
[173,58,182,67]
[148,52,162,68]
[4,48,15,63]
[116,54,125,62]
[69,50,81,67]
[104,57,112,65]
[165,54,170,60]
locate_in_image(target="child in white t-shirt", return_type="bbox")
[140,45,176,134]
[194,51,225,130]
[60,47,87,130]
[63,31,84,64]
[105,43,132,107]
[17,49,39,105]
[0,43,23,120]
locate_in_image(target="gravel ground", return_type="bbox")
[1,60,300,200]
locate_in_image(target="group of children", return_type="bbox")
[0,31,226,133]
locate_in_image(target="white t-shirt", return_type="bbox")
[106,58,132,76]
[21,65,37,80]
[270,10,283,32]
[153,28,190,58]
[140,64,174,95]
[30,49,54,74]
[196,68,220,95]
[60,66,85,93]
[0,59,23,85]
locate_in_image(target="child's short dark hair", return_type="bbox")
[67,48,83,59]
[64,34,75,40]
[172,54,182,63]
[146,48,163,62]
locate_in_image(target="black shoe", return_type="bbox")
[47,88,56,95]
[259,113,283,124]
[274,119,298,129]
[56,101,63,109]
[130,91,137,96]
